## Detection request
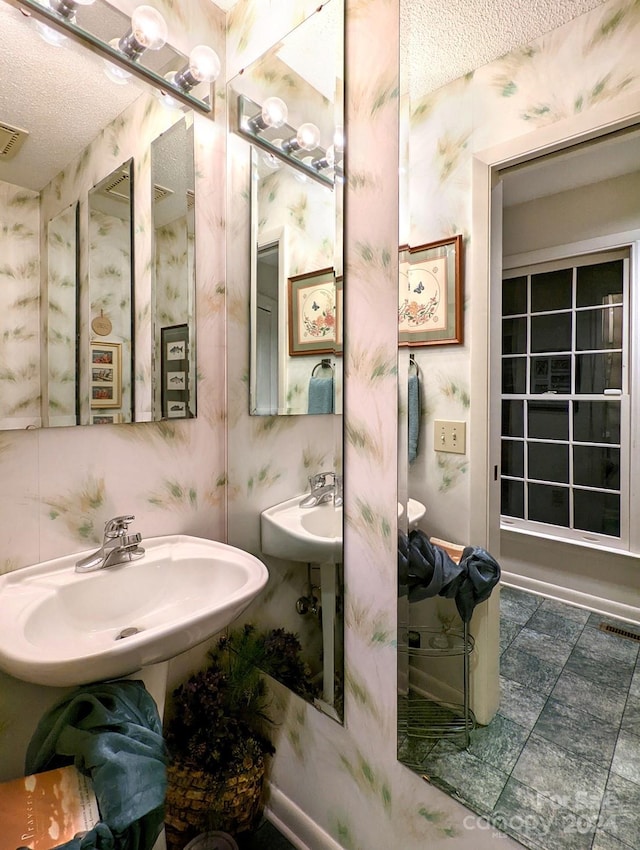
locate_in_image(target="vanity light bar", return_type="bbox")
[237,94,335,189]
[8,0,213,115]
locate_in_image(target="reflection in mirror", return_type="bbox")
[230,0,343,418]
[88,159,134,424]
[0,0,200,429]
[227,0,344,722]
[151,117,196,420]
[46,203,79,428]
[250,150,341,415]
[254,238,281,415]
[250,147,341,415]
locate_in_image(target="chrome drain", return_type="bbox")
[115,627,141,640]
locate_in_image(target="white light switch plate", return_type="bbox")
[434,420,466,454]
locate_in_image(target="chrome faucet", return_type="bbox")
[75,515,145,573]
[300,471,343,508]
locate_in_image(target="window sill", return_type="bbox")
[500,522,638,559]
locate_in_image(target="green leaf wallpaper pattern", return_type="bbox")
[436,130,471,182]
[346,598,395,648]
[437,454,469,493]
[147,479,198,510]
[347,498,393,550]
[44,476,106,543]
[438,376,471,409]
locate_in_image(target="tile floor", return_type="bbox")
[237,819,296,850]
[399,586,640,850]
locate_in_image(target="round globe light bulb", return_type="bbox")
[296,122,321,151]
[104,39,132,83]
[72,0,96,5]
[261,97,288,129]
[35,18,68,46]
[324,144,336,167]
[333,126,345,153]
[159,73,185,109]
[130,5,168,51]
[188,45,221,83]
[261,152,282,171]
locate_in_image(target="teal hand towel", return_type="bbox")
[308,375,334,414]
[408,373,420,463]
[26,680,168,850]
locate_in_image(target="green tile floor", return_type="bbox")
[237,819,296,850]
[399,586,640,850]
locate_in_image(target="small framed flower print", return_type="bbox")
[399,235,463,346]
[90,341,122,408]
[288,268,337,356]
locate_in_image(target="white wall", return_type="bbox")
[503,170,640,255]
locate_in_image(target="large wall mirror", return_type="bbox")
[226,0,345,722]
[229,0,343,418]
[396,3,640,849]
[0,0,198,429]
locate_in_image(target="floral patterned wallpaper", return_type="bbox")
[88,208,132,423]
[46,204,77,427]
[0,181,41,428]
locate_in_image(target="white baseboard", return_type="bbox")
[264,782,345,850]
[501,571,640,625]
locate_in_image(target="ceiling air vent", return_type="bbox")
[186,189,195,210]
[0,122,28,161]
[153,183,174,203]
[102,171,132,202]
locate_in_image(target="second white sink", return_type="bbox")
[261,496,342,564]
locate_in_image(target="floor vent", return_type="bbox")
[599,622,640,643]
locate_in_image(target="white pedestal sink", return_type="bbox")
[261,495,342,564]
[0,535,269,688]
[261,497,341,710]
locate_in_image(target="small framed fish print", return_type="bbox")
[288,267,337,356]
[167,338,187,361]
[398,235,463,346]
[160,324,191,420]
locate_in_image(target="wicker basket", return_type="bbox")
[164,754,265,850]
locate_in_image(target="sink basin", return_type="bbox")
[403,497,427,529]
[0,535,268,687]
[261,496,342,563]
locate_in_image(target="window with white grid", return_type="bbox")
[500,248,630,547]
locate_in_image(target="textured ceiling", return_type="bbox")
[401,0,610,96]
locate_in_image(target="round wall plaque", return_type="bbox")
[91,313,112,336]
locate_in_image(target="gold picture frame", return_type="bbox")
[90,341,122,409]
[398,235,463,346]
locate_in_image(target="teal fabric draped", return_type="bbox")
[25,680,168,850]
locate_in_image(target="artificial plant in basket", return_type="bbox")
[164,625,313,846]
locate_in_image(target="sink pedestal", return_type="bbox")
[132,661,169,720]
[320,562,337,707]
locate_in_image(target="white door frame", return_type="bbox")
[468,91,640,556]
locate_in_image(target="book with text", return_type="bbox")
[0,765,99,850]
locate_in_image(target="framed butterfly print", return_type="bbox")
[288,267,337,356]
[398,234,463,346]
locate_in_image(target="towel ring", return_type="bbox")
[312,358,334,377]
[409,353,419,376]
